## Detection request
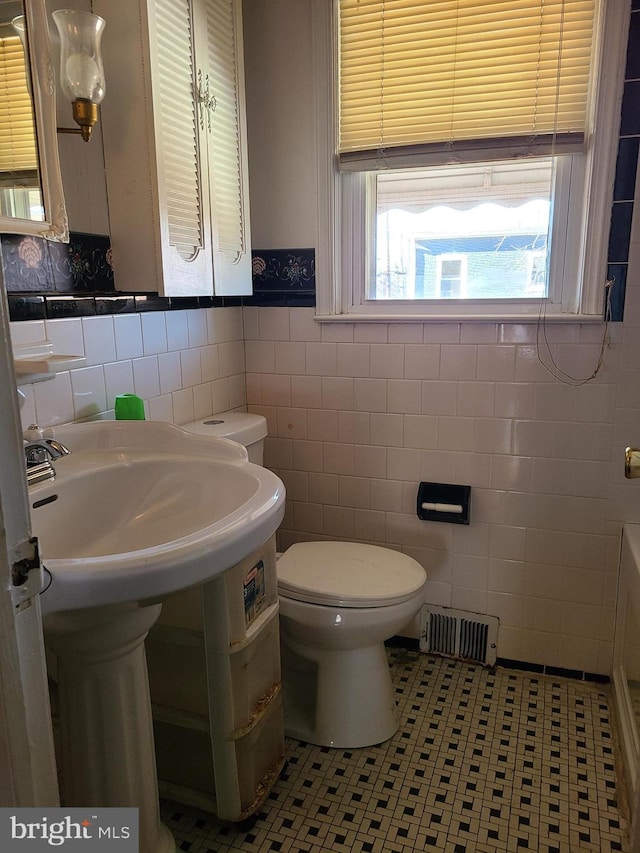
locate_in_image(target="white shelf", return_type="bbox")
[13,341,86,382]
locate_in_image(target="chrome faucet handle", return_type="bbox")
[24,438,71,467]
[44,438,71,457]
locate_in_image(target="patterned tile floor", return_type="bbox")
[160,648,630,852]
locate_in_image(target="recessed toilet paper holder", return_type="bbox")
[416,482,471,525]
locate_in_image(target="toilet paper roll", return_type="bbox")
[421,502,464,514]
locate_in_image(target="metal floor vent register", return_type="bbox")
[419,605,498,666]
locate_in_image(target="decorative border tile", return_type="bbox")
[1,231,114,293]
[251,248,316,305]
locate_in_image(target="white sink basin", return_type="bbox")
[30,420,285,613]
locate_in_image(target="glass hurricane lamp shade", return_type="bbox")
[11,16,31,96]
[52,9,106,142]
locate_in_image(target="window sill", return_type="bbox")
[314,312,606,324]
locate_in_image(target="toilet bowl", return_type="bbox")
[277,541,427,749]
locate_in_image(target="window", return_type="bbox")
[314,0,628,320]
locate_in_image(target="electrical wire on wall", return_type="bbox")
[535,277,614,386]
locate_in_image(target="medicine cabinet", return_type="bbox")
[94,0,252,297]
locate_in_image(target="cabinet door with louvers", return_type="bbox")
[96,0,252,297]
[197,0,252,296]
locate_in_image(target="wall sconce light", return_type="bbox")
[52,9,105,142]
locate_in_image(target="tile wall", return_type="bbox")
[10,307,247,427]
[245,308,626,676]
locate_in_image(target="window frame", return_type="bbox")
[312,0,630,323]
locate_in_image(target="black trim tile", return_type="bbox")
[7,294,46,321]
[95,296,136,315]
[620,80,640,136]
[627,9,640,80]
[134,295,171,312]
[608,201,634,262]
[613,137,640,201]
[608,263,628,323]
[45,296,97,318]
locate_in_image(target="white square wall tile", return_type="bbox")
[141,312,168,355]
[219,340,245,376]
[103,360,135,407]
[10,319,46,347]
[157,351,183,394]
[440,344,477,380]
[114,314,144,361]
[289,308,322,342]
[403,414,438,449]
[166,310,189,351]
[370,344,404,378]
[305,342,337,375]
[147,394,174,423]
[228,373,246,409]
[211,378,231,413]
[388,322,424,343]
[473,417,512,454]
[132,356,161,399]
[18,385,36,430]
[187,309,208,347]
[452,553,489,589]
[172,388,195,424]
[275,341,307,375]
[200,344,220,383]
[370,412,404,447]
[242,306,259,340]
[81,316,116,366]
[71,366,107,420]
[457,382,494,417]
[33,371,74,426]
[245,340,275,373]
[337,343,371,377]
[388,380,422,414]
[259,306,290,341]
[477,345,517,381]
[180,348,202,387]
[354,378,386,412]
[44,318,85,358]
[193,383,213,419]
[404,345,441,379]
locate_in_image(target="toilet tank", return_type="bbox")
[179,412,267,464]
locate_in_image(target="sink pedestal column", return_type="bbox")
[45,603,175,853]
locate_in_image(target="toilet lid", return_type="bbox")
[277,542,427,607]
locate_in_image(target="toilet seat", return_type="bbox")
[277,541,426,608]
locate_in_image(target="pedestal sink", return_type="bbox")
[30,421,286,853]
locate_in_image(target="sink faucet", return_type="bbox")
[24,437,71,485]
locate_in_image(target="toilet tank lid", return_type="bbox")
[178,412,267,447]
[277,541,427,606]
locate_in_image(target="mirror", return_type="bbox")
[0,0,68,241]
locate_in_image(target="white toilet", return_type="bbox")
[180,412,428,749]
[277,541,427,748]
[180,411,268,463]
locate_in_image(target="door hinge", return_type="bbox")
[12,536,40,587]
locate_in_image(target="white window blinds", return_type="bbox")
[0,31,38,174]
[338,0,597,171]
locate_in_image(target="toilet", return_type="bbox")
[179,411,268,463]
[180,412,428,749]
[277,541,427,748]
